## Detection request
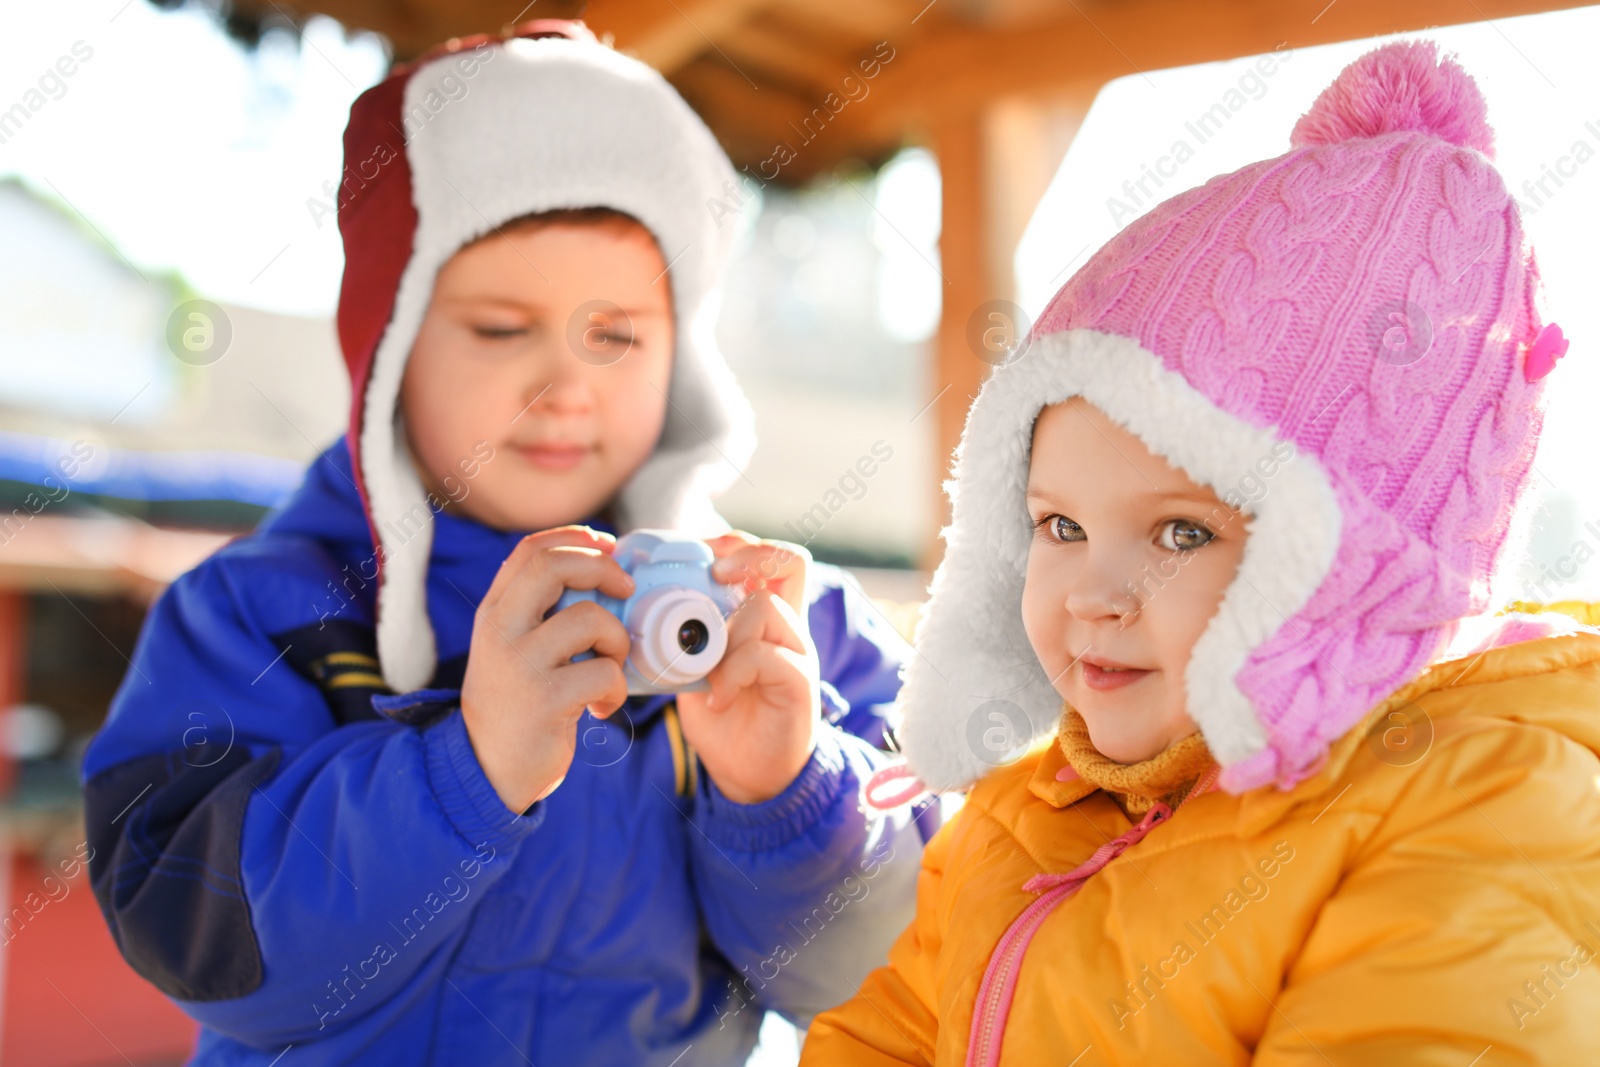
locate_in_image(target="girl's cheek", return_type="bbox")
[1019,574,1060,665]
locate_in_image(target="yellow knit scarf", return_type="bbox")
[1056,705,1215,817]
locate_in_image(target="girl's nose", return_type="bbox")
[1064,549,1144,625]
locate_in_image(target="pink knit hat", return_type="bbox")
[892,40,1570,795]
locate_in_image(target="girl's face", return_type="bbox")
[1022,397,1249,763]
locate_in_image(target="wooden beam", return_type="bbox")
[671,57,818,148]
[585,0,779,73]
[230,0,584,59]
[713,17,859,97]
[769,0,920,40]
[681,32,913,179]
[672,53,900,182]
[856,0,1596,124]
[925,113,992,570]
[983,93,1090,301]
[773,0,1588,180]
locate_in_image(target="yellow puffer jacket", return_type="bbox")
[805,623,1600,1064]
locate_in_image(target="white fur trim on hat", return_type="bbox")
[896,328,1342,792]
[363,37,755,692]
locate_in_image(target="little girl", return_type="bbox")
[805,40,1600,1064]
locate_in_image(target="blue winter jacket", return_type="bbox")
[81,439,929,1066]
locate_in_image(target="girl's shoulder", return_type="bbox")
[938,737,1120,868]
[1259,624,1600,853]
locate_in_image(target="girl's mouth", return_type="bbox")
[1080,662,1153,691]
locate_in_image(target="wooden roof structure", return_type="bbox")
[225,0,1585,180]
[196,0,1586,562]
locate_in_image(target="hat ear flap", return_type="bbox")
[896,337,1091,793]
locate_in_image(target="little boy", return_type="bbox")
[82,22,923,1066]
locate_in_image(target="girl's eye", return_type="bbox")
[1159,519,1214,552]
[1034,514,1085,543]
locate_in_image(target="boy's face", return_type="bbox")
[400,217,674,531]
[1021,397,1249,764]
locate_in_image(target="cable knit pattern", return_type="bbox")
[896,40,1557,793]
[1038,42,1547,789]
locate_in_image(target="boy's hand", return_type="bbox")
[460,526,635,814]
[675,532,820,805]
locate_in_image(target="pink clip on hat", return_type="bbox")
[894,40,1555,795]
[1525,323,1569,381]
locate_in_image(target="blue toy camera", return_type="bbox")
[552,530,743,695]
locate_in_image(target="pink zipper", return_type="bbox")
[964,765,1220,1066]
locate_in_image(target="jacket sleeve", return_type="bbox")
[799,806,949,1065]
[808,563,913,751]
[81,541,544,1049]
[1254,719,1600,1065]
[686,724,925,1031]
[809,564,942,844]
[679,564,928,1028]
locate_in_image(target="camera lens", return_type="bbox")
[677,619,709,656]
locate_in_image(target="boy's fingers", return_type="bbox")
[710,540,804,580]
[487,545,619,628]
[710,539,810,613]
[537,524,618,547]
[527,600,631,669]
[702,530,760,559]
[704,638,766,707]
[490,547,635,631]
[553,656,629,719]
[476,524,601,607]
[724,590,807,657]
[481,526,619,612]
[704,640,810,710]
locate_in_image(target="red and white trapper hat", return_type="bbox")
[336,21,756,693]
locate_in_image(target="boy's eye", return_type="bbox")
[471,324,529,340]
[1158,519,1214,552]
[1034,514,1085,543]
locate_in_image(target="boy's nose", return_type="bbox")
[527,376,596,415]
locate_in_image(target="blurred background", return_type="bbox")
[0,0,1597,1062]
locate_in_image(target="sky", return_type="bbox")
[0,0,387,317]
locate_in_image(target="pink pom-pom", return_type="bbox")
[1291,40,1494,158]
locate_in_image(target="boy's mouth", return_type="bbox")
[515,442,594,471]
